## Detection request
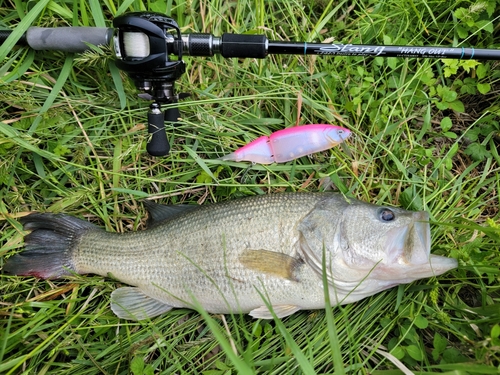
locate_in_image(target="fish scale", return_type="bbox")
[3,193,457,320]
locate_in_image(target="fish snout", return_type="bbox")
[428,254,458,275]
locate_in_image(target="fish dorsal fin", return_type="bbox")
[143,200,198,226]
[239,249,302,281]
[110,287,173,320]
[249,304,301,319]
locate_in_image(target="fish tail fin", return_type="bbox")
[3,213,98,279]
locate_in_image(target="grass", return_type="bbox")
[1,0,499,373]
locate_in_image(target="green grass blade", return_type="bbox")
[28,55,75,134]
[322,247,346,375]
[108,60,127,109]
[195,307,254,375]
[0,122,62,161]
[88,0,107,27]
[256,289,317,375]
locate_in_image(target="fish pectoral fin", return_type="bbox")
[110,287,173,321]
[249,304,301,319]
[239,249,302,281]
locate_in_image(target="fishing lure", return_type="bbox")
[220,124,351,164]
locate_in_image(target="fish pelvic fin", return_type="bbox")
[111,287,173,320]
[3,213,98,279]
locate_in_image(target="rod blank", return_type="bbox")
[267,41,500,60]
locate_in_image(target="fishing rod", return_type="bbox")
[2,12,499,156]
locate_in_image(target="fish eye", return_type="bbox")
[379,208,395,222]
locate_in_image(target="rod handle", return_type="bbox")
[220,33,267,58]
[25,27,113,53]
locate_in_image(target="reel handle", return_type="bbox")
[146,102,179,156]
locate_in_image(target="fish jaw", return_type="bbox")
[323,251,458,306]
[409,254,458,279]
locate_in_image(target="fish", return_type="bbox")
[3,193,457,321]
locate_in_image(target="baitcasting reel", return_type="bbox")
[113,13,186,156]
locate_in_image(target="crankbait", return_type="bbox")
[220,124,351,164]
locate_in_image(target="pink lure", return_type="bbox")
[220,124,351,164]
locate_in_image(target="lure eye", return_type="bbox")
[379,208,395,222]
[337,129,347,138]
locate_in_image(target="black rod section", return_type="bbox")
[0,29,27,45]
[219,33,267,58]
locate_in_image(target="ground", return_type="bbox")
[0,1,499,374]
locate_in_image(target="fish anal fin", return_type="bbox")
[143,200,198,227]
[239,249,302,281]
[249,304,301,319]
[110,287,172,320]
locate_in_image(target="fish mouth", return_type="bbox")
[423,254,458,277]
[376,211,457,281]
[384,211,430,265]
[409,213,432,264]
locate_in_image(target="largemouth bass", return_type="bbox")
[3,193,457,320]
